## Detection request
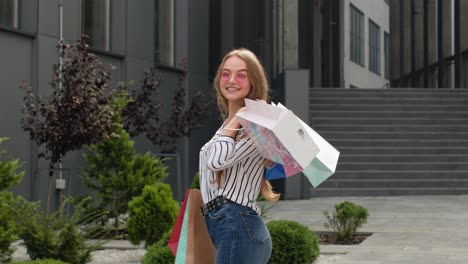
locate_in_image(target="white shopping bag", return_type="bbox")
[272,102,340,187]
[236,99,320,176]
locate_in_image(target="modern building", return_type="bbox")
[0,0,214,205]
[389,0,468,88]
[1,1,467,207]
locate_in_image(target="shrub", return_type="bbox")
[267,220,320,264]
[15,259,68,264]
[323,201,369,242]
[0,138,24,191]
[142,230,175,264]
[0,137,25,263]
[190,172,200,189]
[82,126,169,229]
[127,182,179,247]
[19,198,105,264]
[0,195,16,263]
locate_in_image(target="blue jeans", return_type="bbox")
[204,202,272,264]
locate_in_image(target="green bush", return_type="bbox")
[267,220,320,264]
[142,230,175,264]
[2,194,38,264]
[20,198,105,264]
[0,138,24,192]
[82,126,169,229]
[190,172,200,189]
[14,259,68,264]
[0,210,16,262]
[0,137,25,263]
[127,182,179,247]
[323,201,369,242]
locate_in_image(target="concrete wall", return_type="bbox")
[0,31,34,199]
[344,0,390,88]
[0,1,162,206]
[2,0,326,202]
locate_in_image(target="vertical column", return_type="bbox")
[322,0,331,87]
[461,0,468,87]
[411,0,416,87]
[403,0,412,86]
[454,0,461,88]
[423,0,429,87]
[437,0,444,88]
[272,0,283,76]
[390,0,401,86]
[220,0,235,56]
[283,0,299,69]
[437,0,453,88]
[428,0,437,87]
[312,2,322,87]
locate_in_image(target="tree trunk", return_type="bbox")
[46,162,55,215]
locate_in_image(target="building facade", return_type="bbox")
[2,0,465,205]
[0,0,215,204]
[390,0,468,88]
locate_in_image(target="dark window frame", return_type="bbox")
[0,0,19,29]
[81,0,112,51]
[350,4,364,66]
[154,0,175,67]
[384,31,390,80]
[368,18,381,75]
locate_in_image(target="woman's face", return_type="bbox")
[219,55,251,106]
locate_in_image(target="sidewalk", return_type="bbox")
[265,195,468,264]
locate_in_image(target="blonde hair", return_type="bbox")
[214,48,270,118]
[213,48,280,202]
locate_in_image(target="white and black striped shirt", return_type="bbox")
[199,125,265,214]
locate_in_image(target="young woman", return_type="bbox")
[199,48,279,264]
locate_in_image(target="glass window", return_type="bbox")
[369,19,380,75]
[0,0,18,29]
[82,0,111,50]
[155,0,174,66]
[384,32,390,80]
[350,4,364,65]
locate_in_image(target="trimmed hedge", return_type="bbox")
[267,220,320,264]
[142,230,175,264]
[127,183,179,247]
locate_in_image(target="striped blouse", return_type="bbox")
[199,125,265,214]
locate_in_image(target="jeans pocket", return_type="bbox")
[207,205,230,221]
[240,211,270,244]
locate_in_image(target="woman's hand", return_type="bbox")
[222,107,246,138]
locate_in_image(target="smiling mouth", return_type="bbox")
[226,87,240,91]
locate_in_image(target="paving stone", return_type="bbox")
[266,195,468,263]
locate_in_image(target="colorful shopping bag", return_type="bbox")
[236,99,320,176]
[170,189,215,264]
[175,194,191,262]
[168,190,190,255]
[239,99,339,187]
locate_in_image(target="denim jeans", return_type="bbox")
[204,202,272,264]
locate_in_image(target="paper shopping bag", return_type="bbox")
[186,189,215,263]
[267,102,339,187]
[172,189,215,264]
[175,194,191,262]
[236,99,320,175]
[169,190,190,255]
[298,119,340,187]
